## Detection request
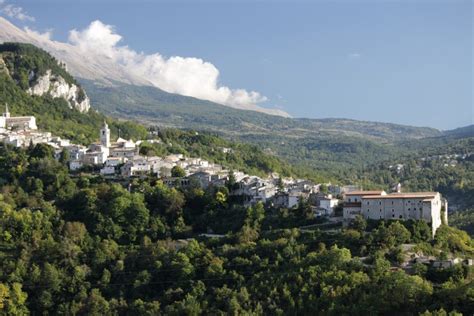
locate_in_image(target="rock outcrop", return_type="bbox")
[0,57,9,76]
[27,69,90,113]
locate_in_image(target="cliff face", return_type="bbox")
[27,69,90,113]
[0,42,91,113]
[0,57,8,76]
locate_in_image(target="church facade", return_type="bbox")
[0,104,37,131]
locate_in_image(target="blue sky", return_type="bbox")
[3,0,473,129]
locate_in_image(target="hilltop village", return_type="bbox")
[0,106,449,235]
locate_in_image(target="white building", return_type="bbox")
[86,143,109,165]
[100,121,111,148]
[343,190,387,220]
[343,190,447,237]
[272,189,307,209]
[100,157,126,175]
[231,176,276,205]
[319,194,339,216]
[0,105,37,131]
[121,156,150,177]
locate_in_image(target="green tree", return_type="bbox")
[171,166,186,178]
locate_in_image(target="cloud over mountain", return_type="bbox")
[0,17,287,116]
[68,21,269,109]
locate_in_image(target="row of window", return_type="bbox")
[365,200,424,206]
[366,215,403,219]
[365,207,418,212]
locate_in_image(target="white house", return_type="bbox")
[121,156,150,177]
[272,191,302,209]
[319,194,339,216]
[100,157,125,175]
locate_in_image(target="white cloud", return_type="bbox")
[24,27,52,41]
[348,52,361,59]
[0,1,35,22]
[68,20,267,108]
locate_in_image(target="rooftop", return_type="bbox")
[345,190,385,196]
[362,192,439,199]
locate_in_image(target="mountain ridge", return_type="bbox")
[81,79,441,141]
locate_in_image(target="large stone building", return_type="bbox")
[343,190,447,236]
[0,104,37,131]
[343,190,387,220]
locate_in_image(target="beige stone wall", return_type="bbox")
[361,194,442,231]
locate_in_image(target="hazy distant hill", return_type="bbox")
[442,125,474,139]
[82,80,440,141]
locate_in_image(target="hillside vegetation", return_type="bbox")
[0,42,473,315]
[0,145,472,314]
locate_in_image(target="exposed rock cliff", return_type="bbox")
[0,57,8,76]
[27,69,90,113]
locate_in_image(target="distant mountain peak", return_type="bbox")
[0,17,152,86]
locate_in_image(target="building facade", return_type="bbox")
[343,190,447,236]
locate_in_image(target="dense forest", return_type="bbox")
[0,145,472,314]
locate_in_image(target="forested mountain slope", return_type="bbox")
[82,79,440,142]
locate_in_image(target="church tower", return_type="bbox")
[3,104,10,118]
[100,120,111,147]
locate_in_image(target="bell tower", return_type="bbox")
[3,104,10,118]
[100,120,111,147]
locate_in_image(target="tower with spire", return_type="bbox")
[100,120,111,148]
[3,103,10,118]
[0,104,7,129]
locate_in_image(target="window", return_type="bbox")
[380,216,382,219]
[408,208,410,211]
[392,201,394,205]
[414,208,416,211]
[348,198,351,202]
[367,201,370,205]
[380,209,382,212]
[399,215,403,219]
[379,201,382,205]
[392,214,395,218]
